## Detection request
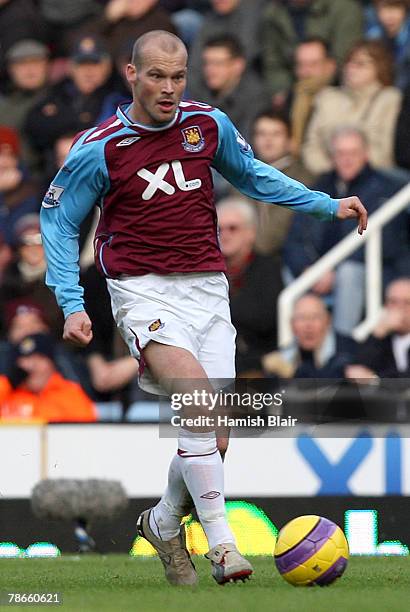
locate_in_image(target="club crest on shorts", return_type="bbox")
[181,126,205,152]
[148,319,164,332]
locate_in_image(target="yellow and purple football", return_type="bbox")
[274,515,349,586]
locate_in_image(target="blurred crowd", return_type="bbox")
[0,0,409,423]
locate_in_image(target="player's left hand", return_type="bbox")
[336,196,368,235]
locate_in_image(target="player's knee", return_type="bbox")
[217,437,229,460]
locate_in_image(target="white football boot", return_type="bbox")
[205,543,253,584]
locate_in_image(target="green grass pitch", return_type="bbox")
[1,556,409,612]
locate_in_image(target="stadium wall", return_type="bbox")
[1,424,409,555]
[1,424,409,497]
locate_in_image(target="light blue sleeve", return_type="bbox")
[40,134,109,318]
[211,109,339,221]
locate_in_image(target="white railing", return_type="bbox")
[278,182,410,347]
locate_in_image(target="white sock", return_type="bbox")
[149,454,192,541]
[177,428,235,550]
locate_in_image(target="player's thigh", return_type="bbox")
[143,342,208,382]
[198,316,236,382]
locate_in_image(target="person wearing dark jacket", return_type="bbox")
[217,196,283,375]
[395,82,410,171]
[82,0,176,61]
[262,293,356,379]
[283,126,408,336]
[24,36,123,168]
[346,277,410,379]
[0,0,46,78]
[188,34,271,140]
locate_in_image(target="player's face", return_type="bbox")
[252,118,290,164]
[127,49,187,126]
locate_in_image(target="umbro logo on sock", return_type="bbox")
[200,491,220,499]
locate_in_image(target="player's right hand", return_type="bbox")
[63,311,93,346]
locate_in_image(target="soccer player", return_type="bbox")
[40,30,367,586]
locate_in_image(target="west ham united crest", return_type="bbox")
[181,126,205,152]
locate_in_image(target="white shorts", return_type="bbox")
[106,272,236,395]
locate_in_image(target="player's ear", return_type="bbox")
[126,63,137,86]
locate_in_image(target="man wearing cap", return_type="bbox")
[0,39,50,171]
[0,333,96,422]
[25,35,123,161]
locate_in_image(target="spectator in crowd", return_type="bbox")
[0,299,86,385]
[190,35,271,139]
[159,0,209,47]
[5,300,50,343]
[302,40,402,174]
[0,214,64,337]
[87,0,176,62]
[217,197,283,376]
[38,0,104,57]
[0,333,96,422]
[0,127,40,245]
[0,40,50,172]
[24,36,121,166]
[0,232,11,285]
[284,127,408,335]
[249,111,314,255]
[395,81,410,170]
[346,277,410,378]
[290,37,337,155]
[365,0,410,90]
[188,0,265,95]
[0,0,46,78]
[261,0,363,103]
[81,263,139,402]
[263,293,356,378]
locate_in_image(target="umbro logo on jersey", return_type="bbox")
[42,184,64,208]
[116,136,141,147]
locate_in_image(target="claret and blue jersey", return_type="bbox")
[40,100,340,318]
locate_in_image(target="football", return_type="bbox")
[274,515,349,586]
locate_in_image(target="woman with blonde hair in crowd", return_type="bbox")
[302,40,402,175]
